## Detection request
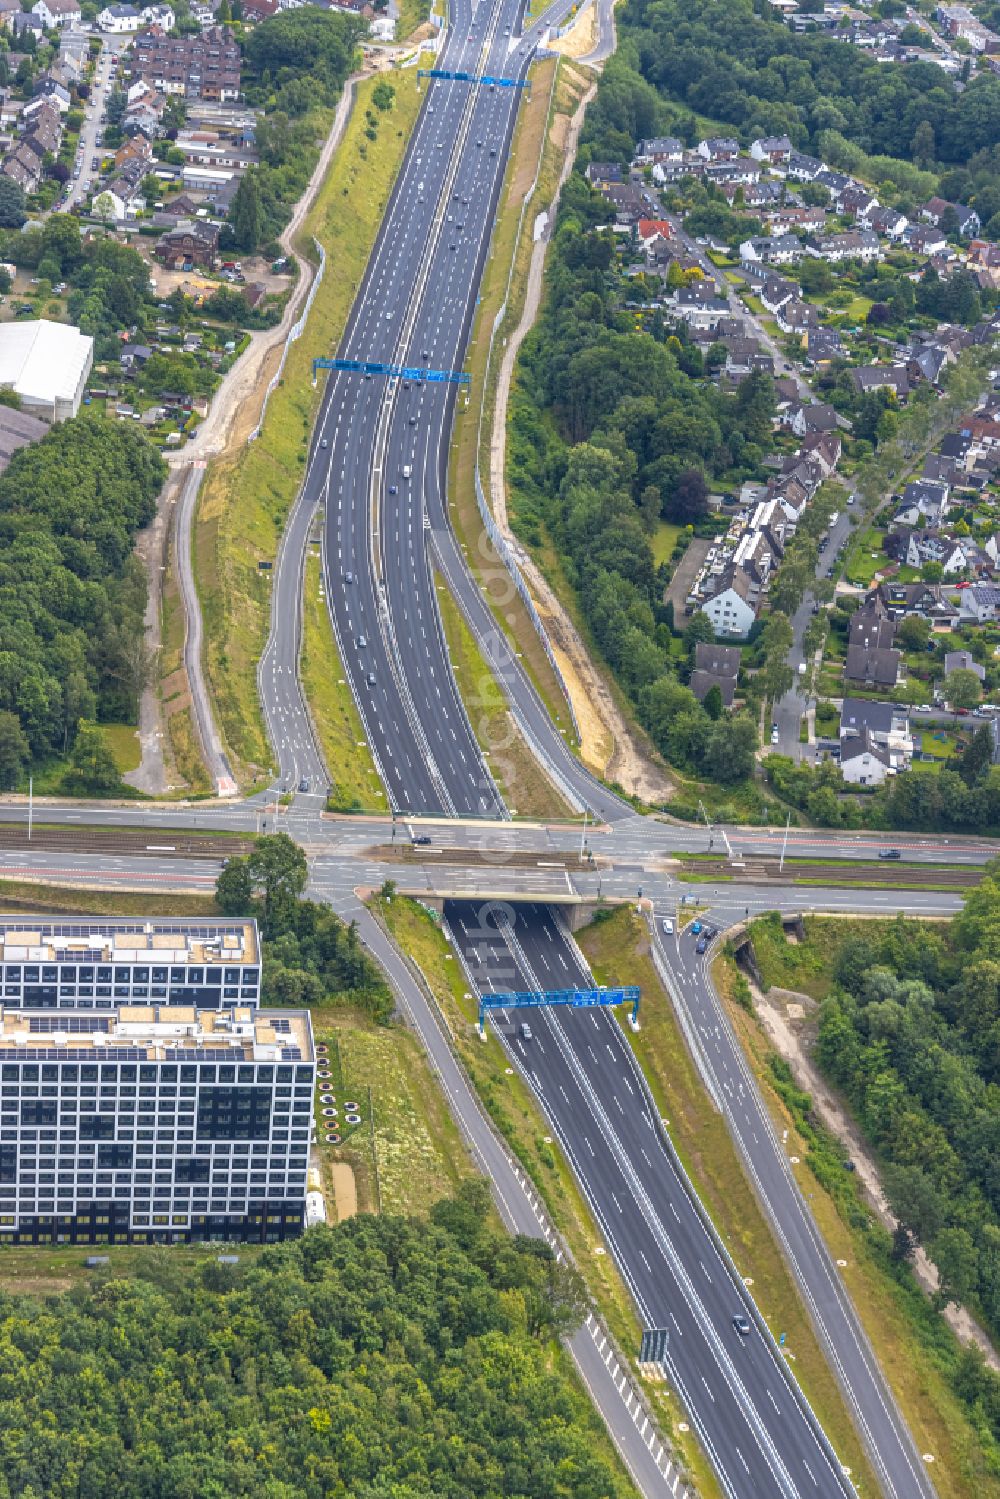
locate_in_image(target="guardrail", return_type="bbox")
[248,237,327,444]
[472,66,582,744]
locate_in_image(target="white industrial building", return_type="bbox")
[0,319,93,420]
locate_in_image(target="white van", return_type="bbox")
[402,465,411,480]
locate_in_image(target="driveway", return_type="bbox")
[663,535,711,617]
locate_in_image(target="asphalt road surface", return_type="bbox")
[258,0,627,824]
[656,906,937,1499]
[444,897,857,1499]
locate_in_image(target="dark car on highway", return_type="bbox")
[695,935,709,954]
[878,848,901,860]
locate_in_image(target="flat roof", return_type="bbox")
[0,319,92,407]
[0,1006,311,1061]
[0,916,258,967]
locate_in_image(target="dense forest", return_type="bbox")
[0,415,165,787]
[509,173,768,788]
[230,7,367,252]
[0,1182,633,1499]
[813,887,1000,1382]
[216,835,394,1022]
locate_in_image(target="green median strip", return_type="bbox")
[194,73,423,784]
[433,573,574,820]
[302,551,388,813]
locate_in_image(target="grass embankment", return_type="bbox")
[194,74,422,785]
[434,574,573,818]
[302,551,389,813]
[0,879,219,918]
[721,915,1000,1499]
[160,530,213,795]
[375,892,723,1499]
[312,1003,474,1218]
[447,56,588,746]
[578,907,879,1495]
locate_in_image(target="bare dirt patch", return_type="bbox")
[330,1160,358,1221]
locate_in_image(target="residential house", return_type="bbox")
[636,136,683,163]
[877,581,954,621]
[690,642,741,707]
[739,234,802,266]
[849,599,896,651]
[904,224,947,256]
[840,729,892,785]
[1,147,40,193]
[907,343,952,386]
[903,530,967,575]
[750,134,792,165]
[961,584,1000,622]
[585,161,623,188]
[31,0,81,25]
[31,75,71,113]
[800,430,841,475]
[765,205,827,235]
[775,297,820,336]
[945,649,986,682]
[759,273,796,312]
[789,401,840,437]
[153,217,219,268]
[840,697,913,765]
[850,365,910,399]
[12,12,45,38]
[0,0,21,27]
[865,206,908,239]
[806,327,843,366]
[810,229,881,264]
[895,478,950,528]
[130,26,241,103]
[786,151,824,181]
[922,196,981,236]
[705,160,760,187]
[141,2,175,22]
[97,2,142,28]
[696,136,739,161]
[699,566,757,639]
[845,645,901,689]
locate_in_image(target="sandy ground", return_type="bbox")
[548,0,597,57]
[330,1161,358,1221]
[752,978,1000,1372]
[487,67,674,804]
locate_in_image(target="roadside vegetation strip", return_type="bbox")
[447,55,584,736]
[374,891,722,1499]
[193,73,423,782]
[580,906,878,1496]
[302,552,389,814]
[433,572,574,819]
[0,879,219,920]
[713,937,1000,1499]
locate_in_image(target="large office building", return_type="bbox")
[0,917,260,1010]
[0,1003,315,1245]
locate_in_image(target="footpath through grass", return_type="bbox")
[375,892,722,1499]
[578,907,878,1495]
[194,74,422,783]
[302,551,388,813]
[433,574,573,819]
[720,917,1000,1499]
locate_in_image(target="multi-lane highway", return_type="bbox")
[258,0,626,823]
[445,898,855,1499]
